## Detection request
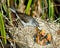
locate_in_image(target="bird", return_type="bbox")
[9,7,39,27]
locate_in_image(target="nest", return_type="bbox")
[4,17,60,48]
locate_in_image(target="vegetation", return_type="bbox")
[0,11,7,44]
[0,0,60,47]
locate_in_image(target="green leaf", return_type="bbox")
[25,0,32,14]
[0,12,7,44]
[48,0,54,21]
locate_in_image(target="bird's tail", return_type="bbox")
[9,7,17,13]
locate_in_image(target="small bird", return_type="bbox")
[10,8,39,27]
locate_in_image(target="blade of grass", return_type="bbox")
[8,8,13,26]
[7,0,10,7]
[47,0,54,21]
[2,3,7,13]
[25,0,32,15]
[41,0,44,13]
[7,0,13,26]
[0,11,7,44]
[40,0,46,19]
